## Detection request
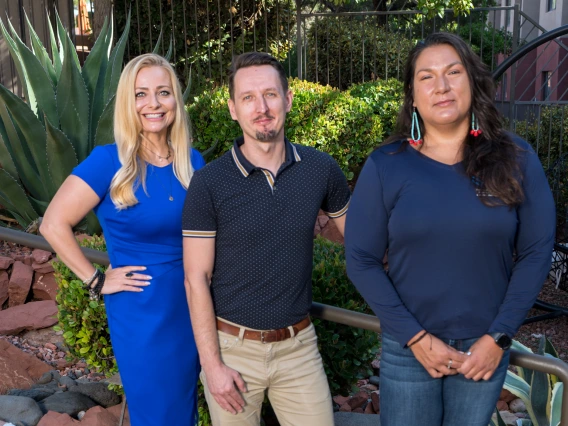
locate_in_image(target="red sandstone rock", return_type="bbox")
[37,411,80,425]
[0,256,14,270]
[32,261,55,274]
[0,339,52,393]
[333,395,350,406]
[365,401,376,414]
[8,261,33,307]
[32,249,52,264]
[0,300,58,335]
[0,270,9,305]
[496,400,509,411]
[347,391,368,410]
[500,388,517,403]
[371,390,380,412]
[23,254,33,266]
[33,272,58,301]
[80,406,121,426]
[353,407,365,413]
[339,402,352,412]
[107,402,130,425]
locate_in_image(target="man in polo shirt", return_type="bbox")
[182,52,350,426]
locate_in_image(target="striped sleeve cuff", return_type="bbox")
[182,230,217,238]
[324,199,350,218]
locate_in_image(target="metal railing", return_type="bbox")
[1,225,567,425]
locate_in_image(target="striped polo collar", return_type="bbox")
[231,136,302,178]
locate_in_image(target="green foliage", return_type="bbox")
[188,78,403,180]
[417,0,474,18]
[0,10,131,232]
[492,338,564,426]
[311,236,380,395]
[514,107,568,242]
[448,21,513,70]
[114,0,295,96]
[52,236,117,376]
[305,19,414,90]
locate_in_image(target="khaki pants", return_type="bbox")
[201,319,334,426]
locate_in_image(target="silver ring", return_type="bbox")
[447,359,453,369]
[466,351,472,356]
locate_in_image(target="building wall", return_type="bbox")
[539,0,566,31]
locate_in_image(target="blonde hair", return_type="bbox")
[110,53,193,209]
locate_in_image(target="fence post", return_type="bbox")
[296,0,302,80]
[509,3,520,130]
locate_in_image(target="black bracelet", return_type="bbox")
[83,269,102,289]
[407,331,428,348]
[89,272,106,301]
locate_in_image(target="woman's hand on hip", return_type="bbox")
[457,334,504,381]
[100,266,151,295]
[409,332,469,378]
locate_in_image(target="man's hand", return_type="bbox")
[409,332,469,378]
[204,363,248,414]
[457,334,504,381]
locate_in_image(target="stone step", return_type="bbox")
[334,412,380,426]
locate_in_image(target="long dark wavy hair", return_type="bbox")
[386,32,524,207]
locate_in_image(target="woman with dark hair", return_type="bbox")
[345,32,555,425]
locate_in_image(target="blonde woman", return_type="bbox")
[41,53,205,425]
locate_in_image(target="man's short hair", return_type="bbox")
[228,52,289,100]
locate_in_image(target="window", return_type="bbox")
[548,0,557,12]
[543,71,552,101]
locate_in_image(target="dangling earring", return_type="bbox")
[470,112,482,137]
[409,107,423,146]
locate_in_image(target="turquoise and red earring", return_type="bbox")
[470,112,482,137]
[409,107,423,146]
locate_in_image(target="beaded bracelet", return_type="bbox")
[82,269,99,287]
[89,272,106,301]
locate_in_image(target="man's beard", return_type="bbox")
[255,129,278,142]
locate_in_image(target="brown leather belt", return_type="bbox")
[216,317,311,344]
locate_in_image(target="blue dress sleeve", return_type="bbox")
[190,148,206,171]
[71,145,118,199]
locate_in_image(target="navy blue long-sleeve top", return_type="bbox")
[345,136,555,347]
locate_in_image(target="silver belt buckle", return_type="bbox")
[260,331,267,344]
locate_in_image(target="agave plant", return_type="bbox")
[491,337,564,426]
[0,10,133,233]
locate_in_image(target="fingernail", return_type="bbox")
[139,288,144,292]
[147,276,153,280]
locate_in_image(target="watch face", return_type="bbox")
[496,334,512,349]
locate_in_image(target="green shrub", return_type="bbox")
[312,236,380,395]
[514,107,568,242]
[53,236,116,375]
[304,18,414,89]
[189,78,403,180]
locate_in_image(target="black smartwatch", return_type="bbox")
[489,333,512,350]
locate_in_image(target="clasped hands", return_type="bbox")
[409,333,504,381]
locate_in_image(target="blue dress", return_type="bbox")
[73,144,205,426]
